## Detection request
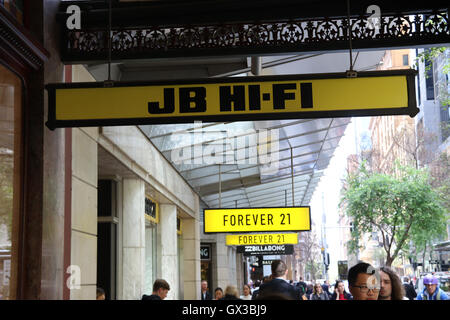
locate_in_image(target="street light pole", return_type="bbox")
[219,164,222,208]
[321,192,329,280]
[291,147,294,206]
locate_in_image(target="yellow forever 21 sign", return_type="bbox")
[226,233,299,246]
[203,207,311,233]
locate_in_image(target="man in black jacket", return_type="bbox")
[296,277,307,296]
[201,280,212,300]
[142,279,170,300]
[402,276,417,300]
[257,260,301,300]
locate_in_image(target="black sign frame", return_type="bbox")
[200,245,211,261]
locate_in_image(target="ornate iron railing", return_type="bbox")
[62,10,449,63]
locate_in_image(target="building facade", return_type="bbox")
[0,1,250,300]
[65,63,203,300]
[1,1,448,300]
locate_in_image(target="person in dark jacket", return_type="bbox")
[330,280,353,300]
[252,276,271,300]
[142,279,170,300]
[220,285,241,300]
[402,276,417,300]
[321,280,331,297]
[201,280,212,300]
[213,287,224,300]
[96,287,106,300]
[310,283,329,300]
[306,283,313,296]
[257,260,302,300]
[296,277,307,296]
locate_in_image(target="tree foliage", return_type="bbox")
[341,162,447,266]
[298,228,322,279]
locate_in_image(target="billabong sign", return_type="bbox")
[237,244,294,256]
[204,207,311,233]
[200,245,211,261]
[45,70,418,129]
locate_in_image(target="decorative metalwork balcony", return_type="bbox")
[62,9,449,64]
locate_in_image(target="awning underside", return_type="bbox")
[139,117,350,208]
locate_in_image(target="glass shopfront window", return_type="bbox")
[144,197,158,294]
[177,217,183,299]
[145,221,157,294]
[0,64,22,300]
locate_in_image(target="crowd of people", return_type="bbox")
[194,260,448,301]
[95,259,448,300]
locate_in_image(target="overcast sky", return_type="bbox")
[309,116,371,281]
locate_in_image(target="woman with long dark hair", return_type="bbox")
[330,280,353,300]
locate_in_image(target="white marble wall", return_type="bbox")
[157,204,178,300]
[70,127,99,300]
[122,178,145,300]
[215,234,236,290]
[182,217,201,299]
[101,126,199,218]
[199,225,241,294]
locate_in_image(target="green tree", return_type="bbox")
[341,163,447,267]
[298,228,322,280]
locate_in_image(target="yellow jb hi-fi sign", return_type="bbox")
[45,70,418,129]
[203,207,311,233]
[226,233,299,246]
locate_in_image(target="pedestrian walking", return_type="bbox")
[321,280,331,297]
[306,283,313,296]
[378,267,406,300]
[416,274,449,300]
[201,280,212,300]
[296,277,307,296]
[402,276,417,300]
[142,279,170,300]
[310,283,329,300]
[257,260,302,300]
[96,287,106,300]
[330,280,353,300]
[240,284,252,300]
[348,262,378,300]
[213,287,223,300]
[220,285,241,300]
[252,276,270,300]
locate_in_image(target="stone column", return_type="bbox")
[157,204,178,300]
[70,128,98,300]
[216,234,232,290]
[182,217,200,299]
[122,178,145,299]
